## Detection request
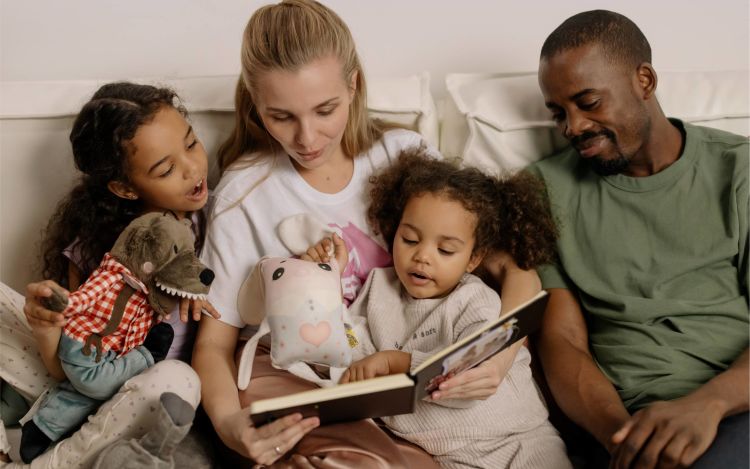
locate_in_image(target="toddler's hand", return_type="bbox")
[301,233,348,271]
[340,351,410,383]
[176,298,221,322]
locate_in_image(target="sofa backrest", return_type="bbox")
[0,75,438,291]
[440,70,750,172]
[1,70,748,291]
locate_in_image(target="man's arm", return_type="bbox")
[537,287,630,449]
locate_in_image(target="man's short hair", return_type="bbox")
[541,10,652,69]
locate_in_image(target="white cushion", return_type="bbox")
[442,70,750,173]
[0,74,437,291]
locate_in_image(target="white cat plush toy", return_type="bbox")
[236,256,353,389]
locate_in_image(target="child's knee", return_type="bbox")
[121,360,200,407]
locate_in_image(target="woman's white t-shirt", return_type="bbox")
[202,129,432,338]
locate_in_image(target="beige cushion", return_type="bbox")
[442,70,750,172]
[0,74,437,291]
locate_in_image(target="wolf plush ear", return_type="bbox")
[236,257,268,326]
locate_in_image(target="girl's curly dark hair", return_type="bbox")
[40,82,188,284]
[367,148,558,270]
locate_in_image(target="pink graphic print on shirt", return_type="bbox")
[330,222,391,304]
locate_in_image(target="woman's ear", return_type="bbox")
[107,180,139,201]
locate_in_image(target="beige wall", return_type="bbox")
[2,0,748,95]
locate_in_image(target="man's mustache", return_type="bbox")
[572,129,617,150]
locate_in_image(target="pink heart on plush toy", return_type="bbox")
[299,321,331,347]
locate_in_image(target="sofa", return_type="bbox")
[2,69,748,294]
[0,69,748,464]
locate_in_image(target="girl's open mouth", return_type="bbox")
[187,178,207,200]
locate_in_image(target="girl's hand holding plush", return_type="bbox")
[24,280,68,330]
[176,297,221,322]
[340,350,411,383]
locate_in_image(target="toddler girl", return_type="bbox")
[323,148,571,468]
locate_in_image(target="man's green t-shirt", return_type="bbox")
[528,120,749,412]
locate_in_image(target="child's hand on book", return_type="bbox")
[429,344,521,401]
[340,350,411,383]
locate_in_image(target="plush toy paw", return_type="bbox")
[40,286,68,312]
[143,323,174,363]
[20,420,52,463]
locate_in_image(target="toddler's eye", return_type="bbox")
[272,267,285,280]
[402,237,417,245]
[318,263,332,271]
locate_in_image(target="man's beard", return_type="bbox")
[573,129,630,176]
[589,153,630,175]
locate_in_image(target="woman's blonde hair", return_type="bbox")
[218,0,391,172]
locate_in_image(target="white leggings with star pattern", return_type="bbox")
[0,282,200,468]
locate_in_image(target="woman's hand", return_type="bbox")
[216,409,319,465]
[176,298,221,322]
[24,280,68,330]
[340,351,411,383]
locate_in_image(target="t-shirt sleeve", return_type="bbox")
[538,262,575,290]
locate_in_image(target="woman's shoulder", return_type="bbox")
[379,128,430,153]
[210,156,277,210]
[363,129,441,167]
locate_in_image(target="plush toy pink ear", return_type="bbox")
[236,257,268,326]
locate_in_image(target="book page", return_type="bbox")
[425,318,518,394]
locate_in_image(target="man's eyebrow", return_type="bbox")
[570,89,596,101]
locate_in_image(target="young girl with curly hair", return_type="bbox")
[0,81,217,466]
[309,148,571,469]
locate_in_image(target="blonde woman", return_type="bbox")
[194,1,542,466]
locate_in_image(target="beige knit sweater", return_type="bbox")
[348,268,571,468]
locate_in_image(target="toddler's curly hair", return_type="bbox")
[367,148,558,270]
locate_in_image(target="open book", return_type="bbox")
[249,290,549,426]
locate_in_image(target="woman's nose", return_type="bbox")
[295,120,315,148]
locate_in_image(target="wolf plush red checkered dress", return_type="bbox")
[62,253,156,357]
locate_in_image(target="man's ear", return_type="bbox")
[107,180,139,201]
[635,62,657,100]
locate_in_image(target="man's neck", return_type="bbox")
[625,117,684,177]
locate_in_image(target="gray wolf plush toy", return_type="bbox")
[20,211,213,463]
